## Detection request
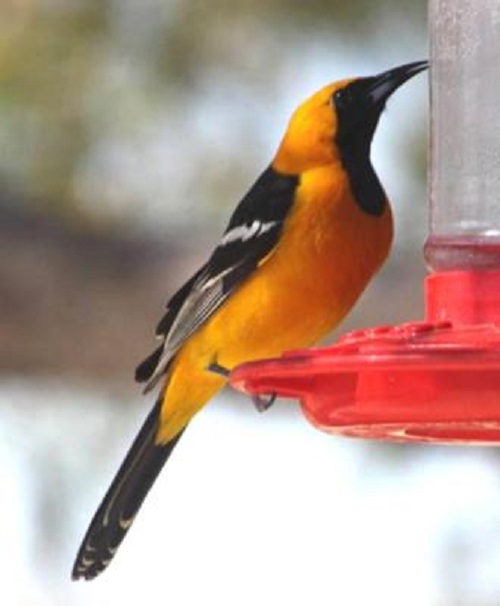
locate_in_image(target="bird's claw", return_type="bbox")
[252,393,277,413]
[208,362,275,411]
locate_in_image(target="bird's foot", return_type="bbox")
[207,362,231,378]
[208,362,276,412]
[252,393,277,413]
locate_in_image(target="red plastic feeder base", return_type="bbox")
[230,271,500,444]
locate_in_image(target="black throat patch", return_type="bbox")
[334,91,386,217]
[337,140,386,217]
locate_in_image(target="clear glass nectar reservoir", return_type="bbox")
[425,0,500,271]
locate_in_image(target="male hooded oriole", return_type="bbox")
[72,60,427,580]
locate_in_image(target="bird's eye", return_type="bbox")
[333,88,351,109]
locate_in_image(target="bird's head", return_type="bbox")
[274,61,428,174]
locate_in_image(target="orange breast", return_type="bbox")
[199,163,393,366]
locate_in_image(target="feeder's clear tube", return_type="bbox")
[425,0,500,271]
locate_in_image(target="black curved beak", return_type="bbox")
[334,60,428,145]
[366,60,428,107]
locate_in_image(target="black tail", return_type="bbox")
[72,399,184,580]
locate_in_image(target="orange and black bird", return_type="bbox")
[72,61,427,580]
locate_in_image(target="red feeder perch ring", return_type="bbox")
[230,271,500,445]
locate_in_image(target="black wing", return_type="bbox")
[136,166,299,391]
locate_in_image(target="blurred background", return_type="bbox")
[2,1,500,605]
